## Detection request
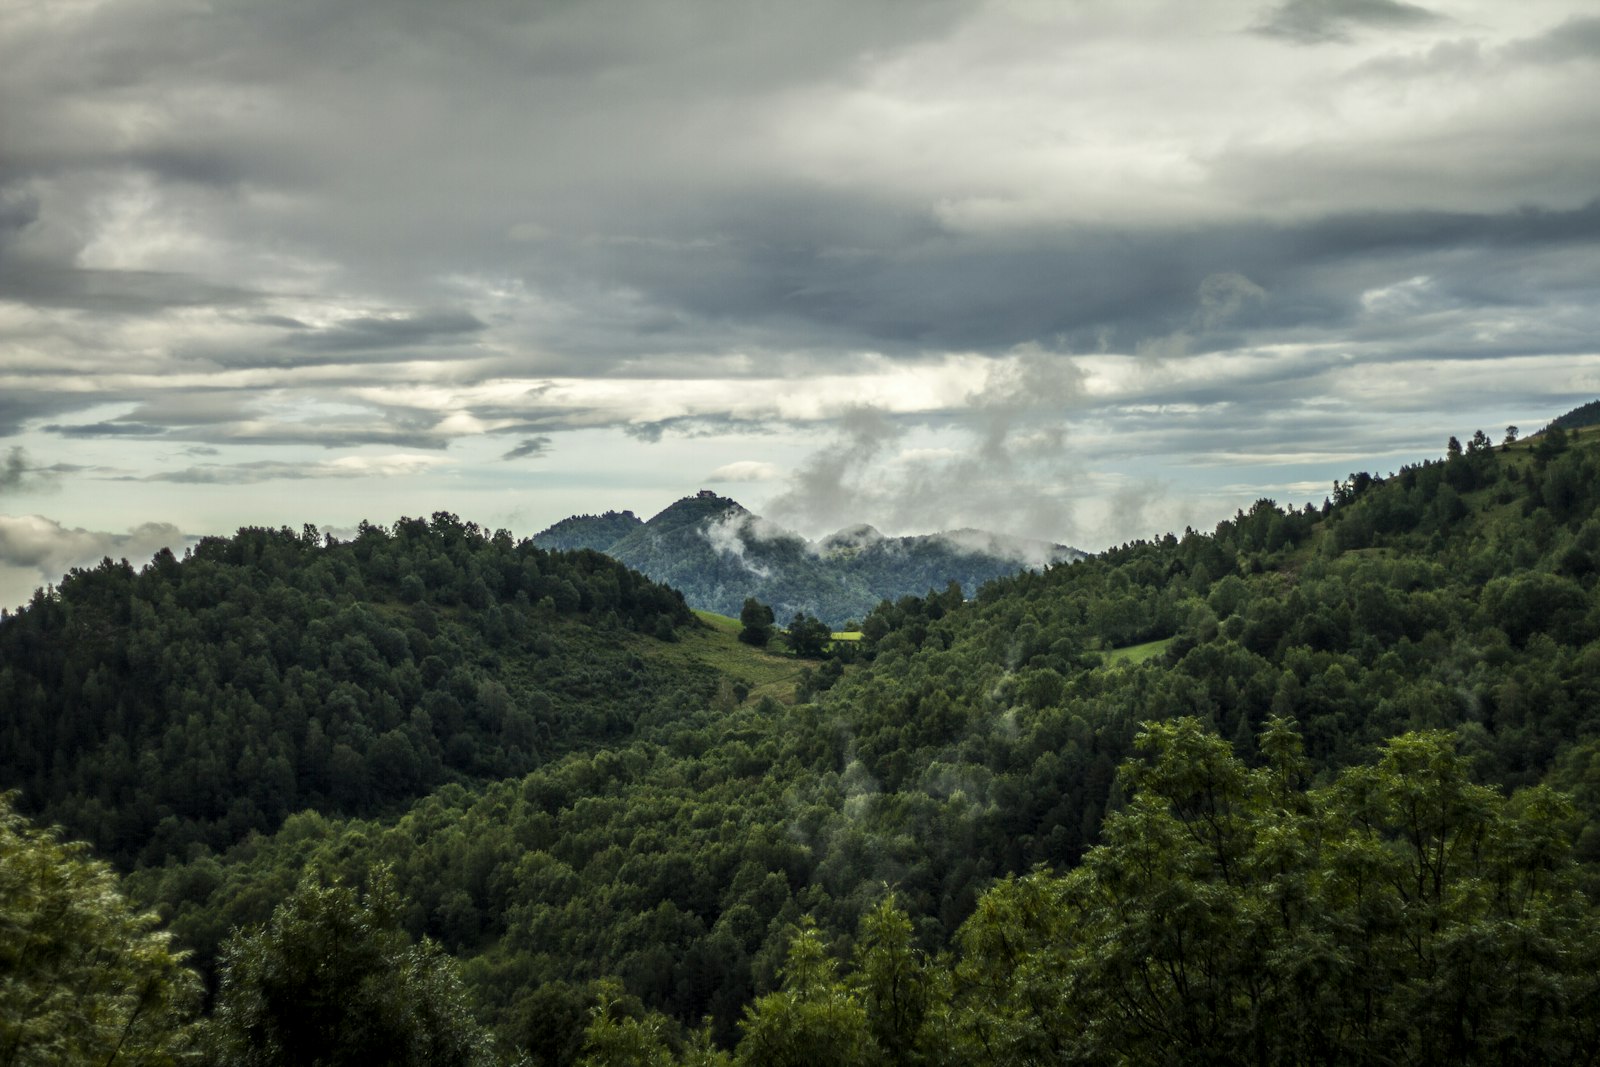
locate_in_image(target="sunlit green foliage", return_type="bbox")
[0,793,199,1067]
[207,868,494,1067]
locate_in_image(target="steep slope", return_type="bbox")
[534,491,1082,625]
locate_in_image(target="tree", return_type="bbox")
[577,980,730,1067]
[737,598,775,648]
[0,792,200,1067]
[782,613,831,658]
[852,896,937,1067]
[735,920,875,1067]
[942,718,1600,1066]
[207,868,493,1067]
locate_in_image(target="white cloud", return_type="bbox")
[0,514,189,610]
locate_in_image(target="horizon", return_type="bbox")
[2,0,1598,608]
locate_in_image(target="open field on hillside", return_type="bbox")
[1103,636,1176,665]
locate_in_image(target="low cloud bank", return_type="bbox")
[0,515,190,611]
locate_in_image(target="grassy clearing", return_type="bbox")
[1103,636,1176,666]
[638,610,811,705]
[830,631,862,642]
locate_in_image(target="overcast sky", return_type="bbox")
[2,0,1598,607]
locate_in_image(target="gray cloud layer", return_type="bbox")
[0,515,189,611]
[1254,0,1443,43]
[0,0,1597,558]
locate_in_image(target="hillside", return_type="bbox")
[529,510,644,552]
[533,492,1082,625]
[0,515,703,868]
[1550,399,1600,432]
[6,413,1600,1065]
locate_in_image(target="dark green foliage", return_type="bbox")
[533,511,644,552]
[208,868,493,1067]
[737,598,774,648]
[0,792,200,1066]
[11,422,1600,1066]
[781,613,830,658]
[1028,719,1600,1065]
[575,719,1600,1065]
[0,514,697,868]
[1547,398,1600,432]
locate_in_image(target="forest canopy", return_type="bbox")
[3,417,1600,1064]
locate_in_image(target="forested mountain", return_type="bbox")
[533,491,1082,625]
[6,414,1600,1065]
[531,510,645,552]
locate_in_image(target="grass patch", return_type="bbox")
[1103,637,1176,666]
[639,610,812,704]
[830,631,862,642]
[694,609,743,636]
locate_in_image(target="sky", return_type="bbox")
[2,0,1599,609]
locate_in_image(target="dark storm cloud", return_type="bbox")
[3,0,1593,377]
[1253,0,1442,43]
[0,267,262,315]
[534,197,1600,363]
[0,394,109,439]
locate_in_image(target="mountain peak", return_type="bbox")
[534,493,1083,624]
[645,492,748,528]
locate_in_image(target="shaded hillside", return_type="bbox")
[534,492,1082,625]
[1550,398,1600,432]
[0,514,700,868]
[530,510,643,552]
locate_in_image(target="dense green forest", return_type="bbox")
[0,514,700,868]
[533,510,646,553]
[532,492,1080,627]
[5,416,1600,1064]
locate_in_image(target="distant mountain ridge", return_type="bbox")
[531,509,643,551]
[533,491,1083,625]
